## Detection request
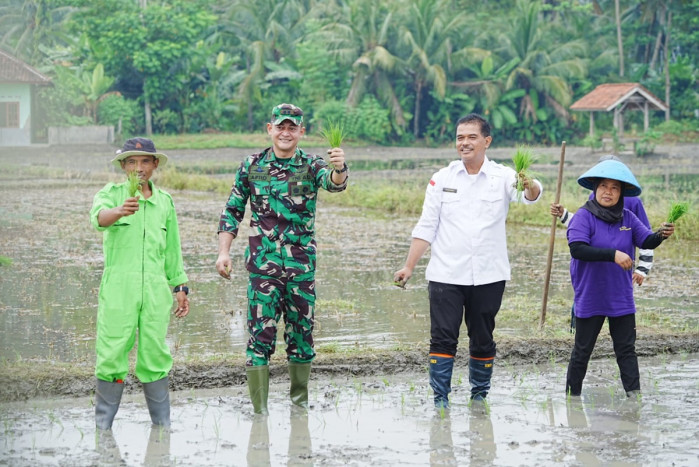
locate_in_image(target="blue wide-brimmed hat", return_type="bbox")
[577,158,642,196]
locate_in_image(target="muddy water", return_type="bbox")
[2,354,698,465]
[0,179,697,362]
[1,144,699,465]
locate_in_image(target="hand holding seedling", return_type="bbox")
[327,147,346,171]
[393,268,411,289]
[658,222,674,239]
[216,254,233,280]
[119,196,140,217]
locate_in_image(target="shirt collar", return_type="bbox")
[264,147,306,167]
[454,154,492,175]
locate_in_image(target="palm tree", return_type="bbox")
[220,0,310,130]
[399,0,465,138]
[451,55,521,130]
[0,0,78,64]
[498,0,588,122]
[319,0,407,132]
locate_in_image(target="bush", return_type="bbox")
[97,95,141,137]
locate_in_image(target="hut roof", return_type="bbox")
[570,83,667,112]
[0,49,52,85]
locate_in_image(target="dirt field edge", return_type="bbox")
[2,332,697,403]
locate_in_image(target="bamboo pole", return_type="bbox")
[539,141,566,330]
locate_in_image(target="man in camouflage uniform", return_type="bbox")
[216,103,348,414]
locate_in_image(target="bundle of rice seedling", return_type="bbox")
[320,120,346,148]
[512,145,537,196]
[126,171,142,197]
[667,201,689,223]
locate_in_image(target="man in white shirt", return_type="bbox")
[394,113,542,408]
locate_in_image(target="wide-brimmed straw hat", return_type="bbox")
[577,158,641,196]
[111,137,168,168]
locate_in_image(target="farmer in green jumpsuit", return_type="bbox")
[216,103,348,414]
[90,138,189,430]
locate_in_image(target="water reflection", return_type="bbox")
[469,402,496,465]
[288,409,312,466]
[95,429,123,465]
[429,413,456,465]
[564,390,643,465]
[247,415,271,466]
[144,425,171,465]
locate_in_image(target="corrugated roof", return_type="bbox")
[570,83,667,112]
[0,49,52,85]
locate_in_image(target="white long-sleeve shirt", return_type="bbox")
[412,157,542,286]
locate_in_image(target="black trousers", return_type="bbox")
[566,313,640,395]
[428,281,505,358]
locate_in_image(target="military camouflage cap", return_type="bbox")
[271,103,303,126]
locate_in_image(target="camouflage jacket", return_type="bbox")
[218,147,348,277]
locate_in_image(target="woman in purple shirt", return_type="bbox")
[565,159,674,397]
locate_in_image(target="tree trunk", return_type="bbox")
[615,0,624,77]
[413,81,422,139]
[145,98,152,137]
[144,78,152,136]
[649,28,663,71]
[247,100,254,132]
[664,10,671,121]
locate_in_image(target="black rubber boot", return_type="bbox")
[429,354,454,409]
[143,377,171,427]
[95,379,125,430]
[469,356,494,401]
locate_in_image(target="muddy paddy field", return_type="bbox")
[1,143,698,466]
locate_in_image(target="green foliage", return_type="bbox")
[153,109,181,135]
[667,202,690,224]
[634,130,660,157]
[315,97,392,144]
[320,121,346,148]
[0,255,12,267]
[511,145,537,197]
[126,171,142,197]
[97,95,141,137]
[5,0,697,146]
[581,133,603,152]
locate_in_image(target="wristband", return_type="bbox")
[173,285,189,295]
[333,163,348,174]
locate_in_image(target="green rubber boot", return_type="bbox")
[289,362,311,408]
[247,365,270,415]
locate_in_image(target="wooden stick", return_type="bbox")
[539,141,566,330]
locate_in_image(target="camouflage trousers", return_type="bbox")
[246,273,316,366]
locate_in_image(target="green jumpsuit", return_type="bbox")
[90,180,188,383]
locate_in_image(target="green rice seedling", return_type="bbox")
[666,201,689,223]
[0,255,12,266]
[126,170,142,197]
[511,145,537,198]
[320,120,346,148]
